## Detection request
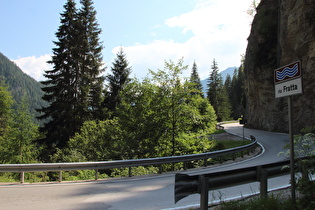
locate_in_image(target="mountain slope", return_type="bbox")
[0,52,47,120]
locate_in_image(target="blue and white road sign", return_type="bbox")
[274,61,303,98]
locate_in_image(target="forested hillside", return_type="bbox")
[0,52,47,120]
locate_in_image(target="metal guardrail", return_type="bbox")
[0,134,258,183]
[174,157,315,210]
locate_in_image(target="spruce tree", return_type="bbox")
[104,47,131,114]
[207,59,222,111]
[189,61,204,98]
[207,59,231,121]
[38,0,79,151]
[77,0,105,119]
[37,0,104,154]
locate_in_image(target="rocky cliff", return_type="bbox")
[244,0,315,133]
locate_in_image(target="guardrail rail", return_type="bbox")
[0,134,258,183]
[174,156,315,210]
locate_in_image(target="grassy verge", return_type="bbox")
[215,193,295,210]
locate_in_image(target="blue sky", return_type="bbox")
[1,0,256,81]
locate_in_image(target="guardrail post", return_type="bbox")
[199,175,209,210]
[257,166,268,199]
[128,167,132,177]
[159,164,163,174]
[95,169,98,180]
[20,172,24,183]
[204,159,207,167]
[59,171,62,182]
[183,161,187,170]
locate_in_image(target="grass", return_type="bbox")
[215,193,295,210]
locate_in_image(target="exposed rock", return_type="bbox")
[244,0,315,133]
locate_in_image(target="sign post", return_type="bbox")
[274,60,302,205]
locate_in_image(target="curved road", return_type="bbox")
[0,123,290,210]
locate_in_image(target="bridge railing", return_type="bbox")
[0,131,257,183]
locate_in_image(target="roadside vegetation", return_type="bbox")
[0,0,246,183]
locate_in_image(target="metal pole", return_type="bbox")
[288,96,296,205]
[243,124,245,141]
[59,171,62,182]
[199,175,209,210]
[20,172,24,183]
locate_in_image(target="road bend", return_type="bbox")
[0,123,290,210]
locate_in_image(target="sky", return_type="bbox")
[0,0,255,81]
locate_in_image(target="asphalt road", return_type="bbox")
[0,123,290,210]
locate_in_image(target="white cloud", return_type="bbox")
[112,0,253,80]
[12,54,51,81]
[12,0,254,82]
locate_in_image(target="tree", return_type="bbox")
[207,59,231,121]
[104,47,131,115]
[227,57,246,119]
[37,0,79,152]
[216,86,231,121]
[77,0,105,119]
[207,59,221,108]
[0,86,39,164]
[189,61,204,98]
[37,0,105,156]
[116,78,163,159]
[149,59,190,156]
[9,95,40,163]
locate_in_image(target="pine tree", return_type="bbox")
[104,47,131,114]
[37,0,79,151]
[207,59,231,121]
[77,0,105,119]
[207,59,222,110]
[189,61,204,98]
[230,64,246,119]
[37,0,104,154]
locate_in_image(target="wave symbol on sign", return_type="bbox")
[276,63,298,81]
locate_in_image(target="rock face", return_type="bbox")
[244,0,315,133]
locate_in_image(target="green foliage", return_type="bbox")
[8,96,40,163]
[175,133,217,155]
[65,59,217,164]
[0,85,40,164]
[0,173,17,182]
[62,170,109,181]
[67,119,124,161]
[111,166,159,177]
[279,130,315,209]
